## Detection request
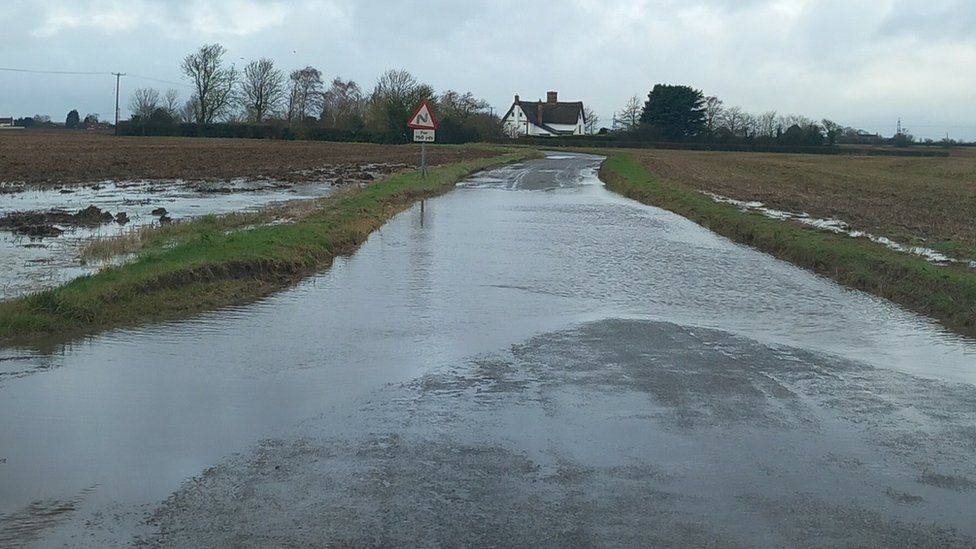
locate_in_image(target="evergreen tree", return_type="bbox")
[639,85,706,140]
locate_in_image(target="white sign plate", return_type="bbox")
[413,129,435,142]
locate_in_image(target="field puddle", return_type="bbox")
[0,179,340,300]
[702,191,976,268]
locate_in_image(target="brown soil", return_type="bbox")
[0,130,496,187]
[630,148,976,261]
[0,205,119,237]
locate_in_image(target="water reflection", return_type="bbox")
[0,152,973,543]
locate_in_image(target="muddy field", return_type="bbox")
[633,148,976,261]
[0,130,496,187]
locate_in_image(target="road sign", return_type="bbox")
[407,100,438,130]
[413,129,435,142]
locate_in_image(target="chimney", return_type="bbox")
[514,93,520,103]
[547,91,558,104]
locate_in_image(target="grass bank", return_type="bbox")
[600,153,976,338]
[628,147,976,263]
[0,148,539,347]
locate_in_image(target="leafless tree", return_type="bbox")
[821,119,843,145]
[322,77,364,129]
[366,69,433,132]
[129,88,160,119]
[780,114,814,129]
[162,89,181,120]
[720,106,747,136]
[704,96,724,135]
[180,98,197,123]
[438,90,489,119]
[181,43,237,123]
[584,106,600,134]
[756,110,779,137]
[618,95,643,131]
[287,66,325,125]
[241,58,285,123]
[372,69,423,105]
[741,113,758,138]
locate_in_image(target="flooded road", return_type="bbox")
[1,153,975,547]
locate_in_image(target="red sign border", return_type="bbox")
[407,100,439,130]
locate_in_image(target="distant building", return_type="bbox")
[0,117,14,127]
[501,91,585,137]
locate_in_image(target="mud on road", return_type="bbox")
[143,319,976,548]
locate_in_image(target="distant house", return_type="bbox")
[0,117,14,127]
[501,91,585,137]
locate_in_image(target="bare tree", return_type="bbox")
[241,58,285,123]
[129,88,160,119]
[618,95,642,131]
[287,66,325,125]
[322,77,364,129]
[180,98,197,123]
[821,119,843,145]
[372,68,423,105]
[181,43,237,123]
[741,113,758,138]
[162,89,181,120]
[704,96,724,135]
[720,106,747,136]
[781,114,814,129]
[756,110,779,137]
[367,68,434,133]
[438,90,489,119]
[584,106,600,134]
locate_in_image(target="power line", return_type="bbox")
[0,66,192,88]
[0,66,113,76]
[127,73,194,89]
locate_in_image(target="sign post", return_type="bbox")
[407,100,439,178]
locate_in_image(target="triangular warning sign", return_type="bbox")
[407,100,438,130]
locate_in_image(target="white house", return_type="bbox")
[0,117,14,128]
[501,91,585,137]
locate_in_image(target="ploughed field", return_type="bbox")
[634,148,976,263]
[0,130,496,187]
[0,131,501,303]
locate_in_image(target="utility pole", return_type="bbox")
[113,72,125,135]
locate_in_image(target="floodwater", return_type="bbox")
[1,153,975,546]
[0,179,339,300]
[702,191,976,268]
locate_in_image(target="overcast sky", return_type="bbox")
[2,0,975,139]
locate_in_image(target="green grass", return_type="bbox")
[0,148,540,347]
[600,153,976,339]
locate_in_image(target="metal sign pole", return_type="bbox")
[421,142,427,178]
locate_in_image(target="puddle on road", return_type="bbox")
[0,179,340,300]
[1,152,975,545]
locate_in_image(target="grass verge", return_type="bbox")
[600,153,976,339]
[0,148,539,347]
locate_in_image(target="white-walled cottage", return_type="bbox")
[501,92,585,137]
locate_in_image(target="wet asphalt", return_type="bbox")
[142,317,976,547]
[2,153,976,547]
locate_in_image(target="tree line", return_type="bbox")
[124,43,500,143]
[612,84,916,147]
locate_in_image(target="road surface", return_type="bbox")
[1,153,975,547]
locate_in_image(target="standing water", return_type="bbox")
[0,152,974,545]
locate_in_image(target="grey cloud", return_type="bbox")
[1,0,974,139]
